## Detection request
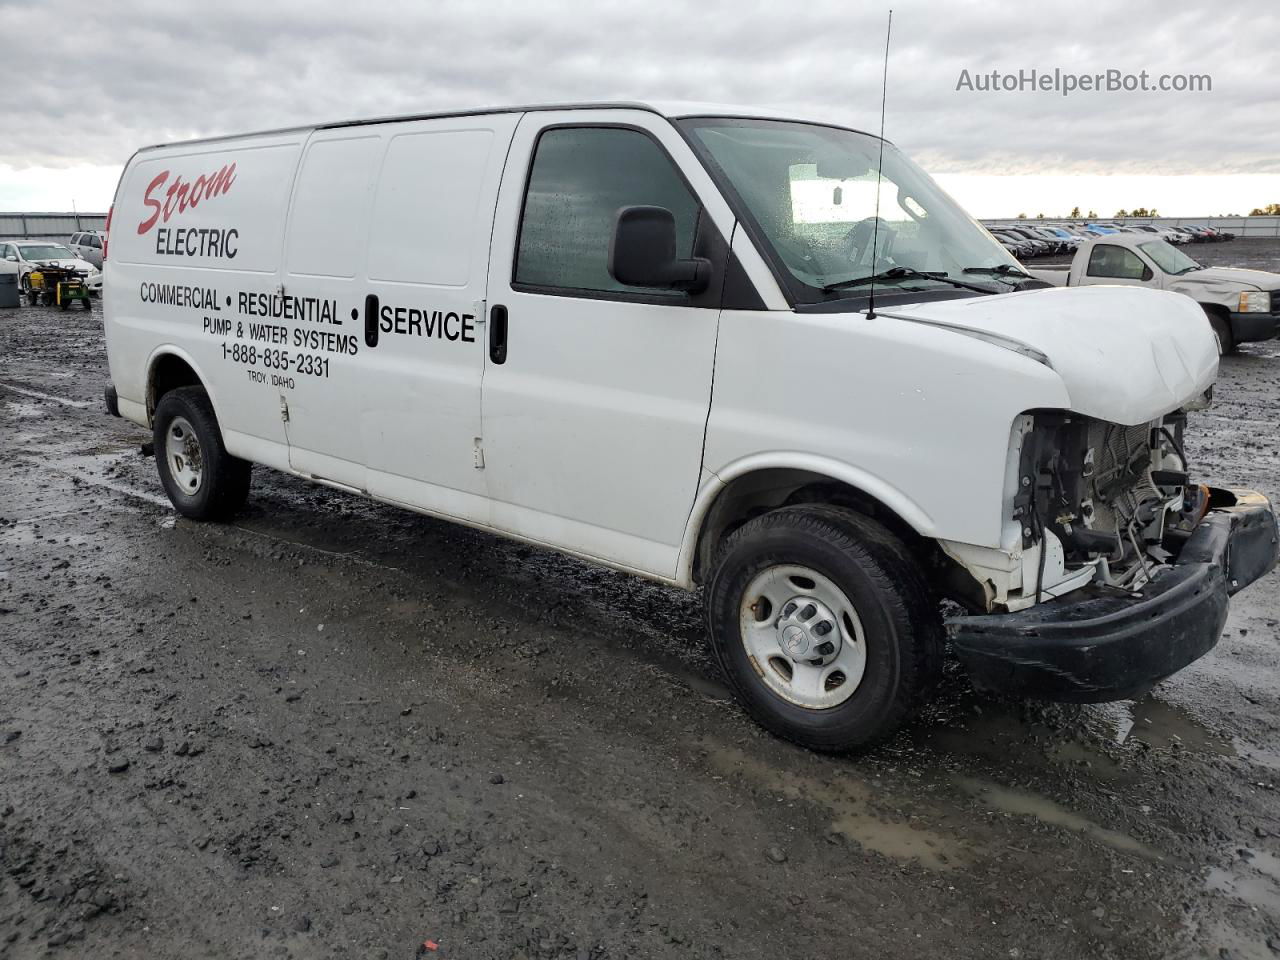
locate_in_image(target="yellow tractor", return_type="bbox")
[26,263,91,309]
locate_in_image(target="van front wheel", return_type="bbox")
[706,505,942,752]
[153,386,251,520]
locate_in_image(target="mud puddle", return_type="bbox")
[703,741,968,869]
[1207,848,1280,912]
[953,775,1162,860]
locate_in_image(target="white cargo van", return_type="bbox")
[103,102,1278,751]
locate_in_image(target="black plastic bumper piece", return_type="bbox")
[948,489,1278,703]
[1229,311,1280,345]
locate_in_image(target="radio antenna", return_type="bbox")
[866,8,893,320]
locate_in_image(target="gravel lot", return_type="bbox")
[2,238,1279,960]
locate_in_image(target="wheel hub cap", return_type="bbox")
[165,416,204,495]
[776,596,841,665]
[738,565,869,711]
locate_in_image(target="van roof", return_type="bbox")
[137,100,878,151]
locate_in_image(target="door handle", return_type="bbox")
[489,304,508,364]
[364,293,380,348]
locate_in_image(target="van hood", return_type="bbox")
[1170,265,1280,294]
[877,285,1217,426]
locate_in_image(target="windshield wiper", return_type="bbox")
[962,264,1032,280]
[823,266,995,295]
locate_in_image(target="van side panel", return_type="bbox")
[104,134,307,467]
[278,132,385,490]
[267,117,518,503]
[360,116,519,524]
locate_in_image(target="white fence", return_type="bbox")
[0,212,109,239]
[1135,216,1280,238]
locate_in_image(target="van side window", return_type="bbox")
[1087,244,1147,280]
[515,127,699,295]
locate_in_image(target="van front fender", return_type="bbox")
[676,452,937,587]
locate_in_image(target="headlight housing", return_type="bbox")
[1239,290,1270,313]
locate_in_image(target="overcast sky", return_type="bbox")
[3,0,1278,217]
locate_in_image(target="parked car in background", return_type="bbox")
[1056,225,1097,241]
[995,237,1023,258]
[1034,226,1081,253]
[1130,225,1188,244]
[999,227,1052,256]
[1027,232,1280,354]
[69,230,106,267]
[1017,226,1069,255]
[986,225,1081,258]
[1041,226,1083,249]
[989,230,1038,259]
[0,240,100,297]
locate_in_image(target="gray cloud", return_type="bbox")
[3,0,1278,180]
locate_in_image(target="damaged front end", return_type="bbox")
[944,410,1279,702]
[1014,411,1201,600]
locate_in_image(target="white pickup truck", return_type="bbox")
[1028,233,1280,355]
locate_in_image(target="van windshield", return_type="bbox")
[678,117,1020,302]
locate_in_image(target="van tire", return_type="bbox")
[152,386,251,520]
[706,505,942,752]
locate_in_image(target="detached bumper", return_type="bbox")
[948,489,1278,702]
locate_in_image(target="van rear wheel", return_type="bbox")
[706,505,942,752]
[153,386,251,520]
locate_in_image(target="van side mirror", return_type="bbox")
[1141,265,1153,281]
[608,206,710,293]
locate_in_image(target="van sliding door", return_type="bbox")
[359,115,520,520]
[279,132,384,490]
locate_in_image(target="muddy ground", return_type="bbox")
[2,238,1279,960]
